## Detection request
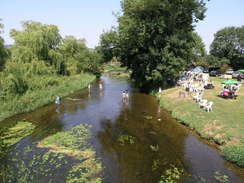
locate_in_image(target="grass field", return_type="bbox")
[0,73,96,122]
[158,77,244,167]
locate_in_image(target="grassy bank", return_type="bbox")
[158,77,244,167]
[0,73,95,122]
[103,62,130,80]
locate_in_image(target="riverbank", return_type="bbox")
[103,62,131,80]
[158,77,244,167]
[0,73,95,122]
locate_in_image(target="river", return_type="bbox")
[0,75,243,183]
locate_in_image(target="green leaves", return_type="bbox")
[98,29,120,63]
[210,26,244,70]
[117,0,208,91]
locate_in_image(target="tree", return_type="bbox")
[210,26,244,70]
[98,29,120,63]
[190,32,207,66]
[59,36,86,75]
[0,19,7,70]
[60,36,102,76]
[117,0,208,91]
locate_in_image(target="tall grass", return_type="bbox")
[0,73,95,121]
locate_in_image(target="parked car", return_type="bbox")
[203,67,209,73]
[232,71,241,79]
[237,73,244,82]
[225,69,234,75]
[209,70,221,77]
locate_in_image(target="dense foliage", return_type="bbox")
[0,21,101,101]
[101,0,208,91]
[210,26,244,70]
[0,19,8,71]
[98,29,120,63]
[118,0,208,90]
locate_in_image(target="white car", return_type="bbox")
[225,69,234,75]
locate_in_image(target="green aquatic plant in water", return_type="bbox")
[150,144,159,152]
[38,123,102,183]
[159,165,183,183]
[214,171,230,183]
[1,124,102,183]
[118,134,135,146]
[1,121,35,147]
[143,115,153,120]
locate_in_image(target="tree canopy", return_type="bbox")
[0,19,7,71]
[98,29,120,63]
[116,0,208,91]
[210,26,244,70]
[0,21,102,100]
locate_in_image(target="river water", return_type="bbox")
[0,76,243,183]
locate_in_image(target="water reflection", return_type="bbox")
[0,76,243,183]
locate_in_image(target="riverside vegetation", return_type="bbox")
[0,21,101,121]
[157,77,244,168]
[0,122,102,183]
[103,62,130,80]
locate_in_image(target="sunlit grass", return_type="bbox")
[0,73,95,121]
[158,77,244,167]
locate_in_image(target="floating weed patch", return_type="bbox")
[118,134,135,145]
[1,124,102,183]
[37,125,91,156]
[143,115,153,120]
[37,123,103,182]
[214,171,230,183]
[152,159,160,171]
[67,159,102,183]
[150,144,159,152]
[1,150,69,182]
[1,121,35,147]
[159,165,184,183]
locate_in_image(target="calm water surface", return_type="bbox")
[0,76,243,183]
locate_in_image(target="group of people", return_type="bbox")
[221,84,240,99]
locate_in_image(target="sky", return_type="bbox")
[0,0,244,52]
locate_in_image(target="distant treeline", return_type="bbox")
[0,20,102,101]
[97,0,244,91]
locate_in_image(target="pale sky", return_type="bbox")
[1,0,244,52]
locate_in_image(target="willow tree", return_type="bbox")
[118,0,208,91]
[9,21,66,74]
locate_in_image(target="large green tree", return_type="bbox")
[0,19,7,71]
[98,29,120,63]
[190,32,207,66]
[117,0,208,91]
[9,21,66,74]
[60,36,102,76]
[210,26,244,70]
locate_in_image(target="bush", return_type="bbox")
[0,73,28,99]
[222,145,244,167]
